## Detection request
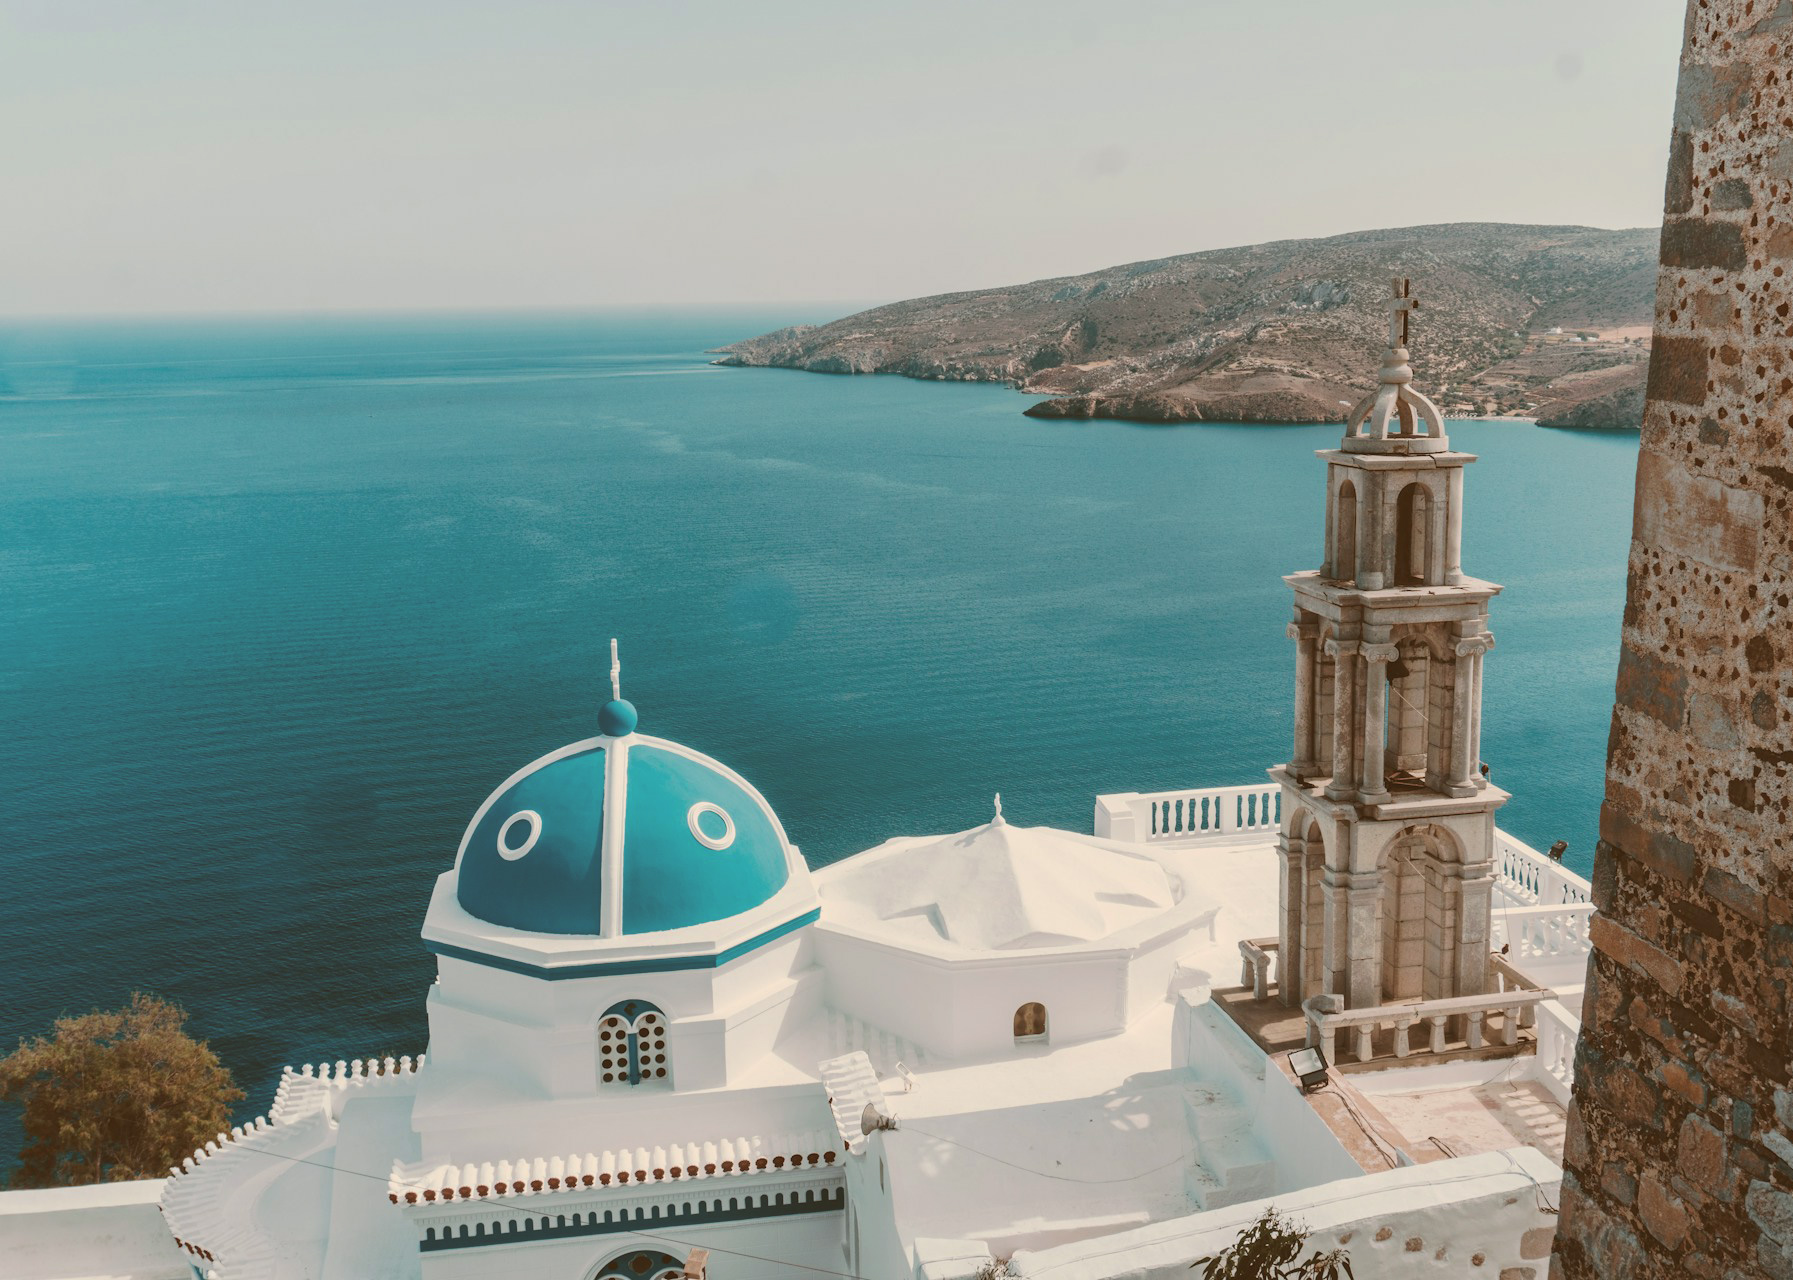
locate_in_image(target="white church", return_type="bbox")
[7,287,1595,1280]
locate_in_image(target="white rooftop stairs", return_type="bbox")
[823,1007,926,1077]
[1180,1003,1278,1210]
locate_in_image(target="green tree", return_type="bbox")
[0,993,243,1188]
[1194,1207,1354,1280]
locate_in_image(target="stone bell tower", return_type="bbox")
[1271,280,1507,1011]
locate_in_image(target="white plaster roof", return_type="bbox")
[816,812,1180,950]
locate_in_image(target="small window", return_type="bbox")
[597,999,669,1088]
[1014,1002,1048,1042]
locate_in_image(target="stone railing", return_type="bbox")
[1533,998,1580,1107]
[1238,937,1280,1001]
[1490,902,1596,961]
[1302,986,1557,1067]
[162,1051,427,1276]
[1496,831,1593,906]
[1094,784,1282,843]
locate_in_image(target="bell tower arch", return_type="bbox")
[1272,279,1507,1010]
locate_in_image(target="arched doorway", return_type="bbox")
[1335,479,1358,583]
[597,999,669,1088]
[1013,1002,1048,1043]
[1394,483,1430,585]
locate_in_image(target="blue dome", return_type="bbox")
[455,736,793,937]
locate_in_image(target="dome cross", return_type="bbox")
[1386,277,1419,349]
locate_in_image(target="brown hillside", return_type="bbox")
[714,223,1659,424]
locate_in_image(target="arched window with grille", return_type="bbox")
[597,999,670,1088]
[1014,1002,1048,1043]
[590,1247,684,1280]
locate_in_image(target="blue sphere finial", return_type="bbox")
[600,637,637,736]
[599,698,638,738]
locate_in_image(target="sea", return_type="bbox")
[0,310,1638,1146]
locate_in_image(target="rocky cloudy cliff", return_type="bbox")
[714,223,1657,426]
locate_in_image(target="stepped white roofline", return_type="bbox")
[814,817,1197,956]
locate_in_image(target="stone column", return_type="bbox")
[1358,480,1385,590]
[1323,867,1382,1010]
[1453,862,1495,999]
[1444,464,1465,585]
[1455,634,1492,791]
[1468,632,1493,787]
[1446,645,1477,796]
[1359,642,1398,803]
[1324,640,1358,801]
[1276,827,1305,1006]
[1289,619,1318,777]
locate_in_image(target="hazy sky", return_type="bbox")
[1,0,1686,316]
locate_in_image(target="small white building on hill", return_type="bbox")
[7,294,1594,1280]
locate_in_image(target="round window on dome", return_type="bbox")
[497,810,542,860]
[686,801,736,851]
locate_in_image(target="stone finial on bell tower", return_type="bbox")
[1342,279,1449,456]
[1270,281,1508,1012]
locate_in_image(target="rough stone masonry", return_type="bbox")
[1551,2,1793,1278]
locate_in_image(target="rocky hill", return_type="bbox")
[714,223,1658,425]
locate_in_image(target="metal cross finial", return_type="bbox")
[609,637,621,700]
[1386,276,1419,348]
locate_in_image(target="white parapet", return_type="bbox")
[1494,830,1593,906]
[0,1179,191,1280]
[1007,1148,1562,1280]
[1093,783,1596,909]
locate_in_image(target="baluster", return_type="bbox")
[1354,1023,1374,1062]
[1392,1016,1414,1058]
[1465,1011,1485,1050]
[1428,1015,1448,1054]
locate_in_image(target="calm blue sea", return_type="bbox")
[0,311,1636,1143]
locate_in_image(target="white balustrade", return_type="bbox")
[1094,784,1283,843]
[1533,998,1580,1106]
[1495,831,1592,906]
[1238,937,1280,1001]
[1302,986,1556,1067]
[1491,902,1595,960]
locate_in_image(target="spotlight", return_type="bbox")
[1287,1046,1330,1093]
[1547,840,1568,863]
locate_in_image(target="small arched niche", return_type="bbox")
[1394,482,1430,585]
[590,1248,684,1280]
[1014,1002,1048,1044]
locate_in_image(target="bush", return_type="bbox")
[0,993,243,1187]
[1193,1207,1354,1280]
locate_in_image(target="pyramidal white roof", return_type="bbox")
[817,801,1180,950]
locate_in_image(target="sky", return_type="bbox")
[0,0,1688,316]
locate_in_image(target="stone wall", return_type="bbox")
[1552,3,1793,1278]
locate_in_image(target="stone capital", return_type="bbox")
[1324,639,1361,660]
[1361,643,1401,665]
[1454,633,1494,657]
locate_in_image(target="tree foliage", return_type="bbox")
[0,993,243,1188]
[1193,1207,1354,1280]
